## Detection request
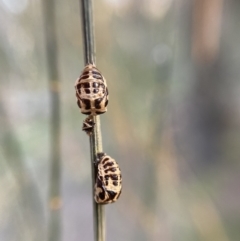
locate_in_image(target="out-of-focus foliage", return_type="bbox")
[0,0,240,240]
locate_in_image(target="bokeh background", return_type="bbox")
[0,0,240,240]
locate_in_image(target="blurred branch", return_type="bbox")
[192,0,224,63]
[0,96,44,240]
[80,0,105,241]
[42,0,62,240]
[189,197,230,241]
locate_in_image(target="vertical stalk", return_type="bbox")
[80,0,105,241]
[42,0,61,240]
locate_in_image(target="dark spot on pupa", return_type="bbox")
[93,82,99,88]
[111,174,118,180]
[81,75,90,79]
[82,99,91,109]
[95,98,103,108]
[99,189,105,200]
[107,191,117,200]
[85,89,91,94]
[102,158,109,165]
[82,82,90,88]
[103,162,114,169]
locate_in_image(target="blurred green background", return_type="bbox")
[0,0,240,240]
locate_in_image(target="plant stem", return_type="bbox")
[42,0,62,240]
[80,0,105,241]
